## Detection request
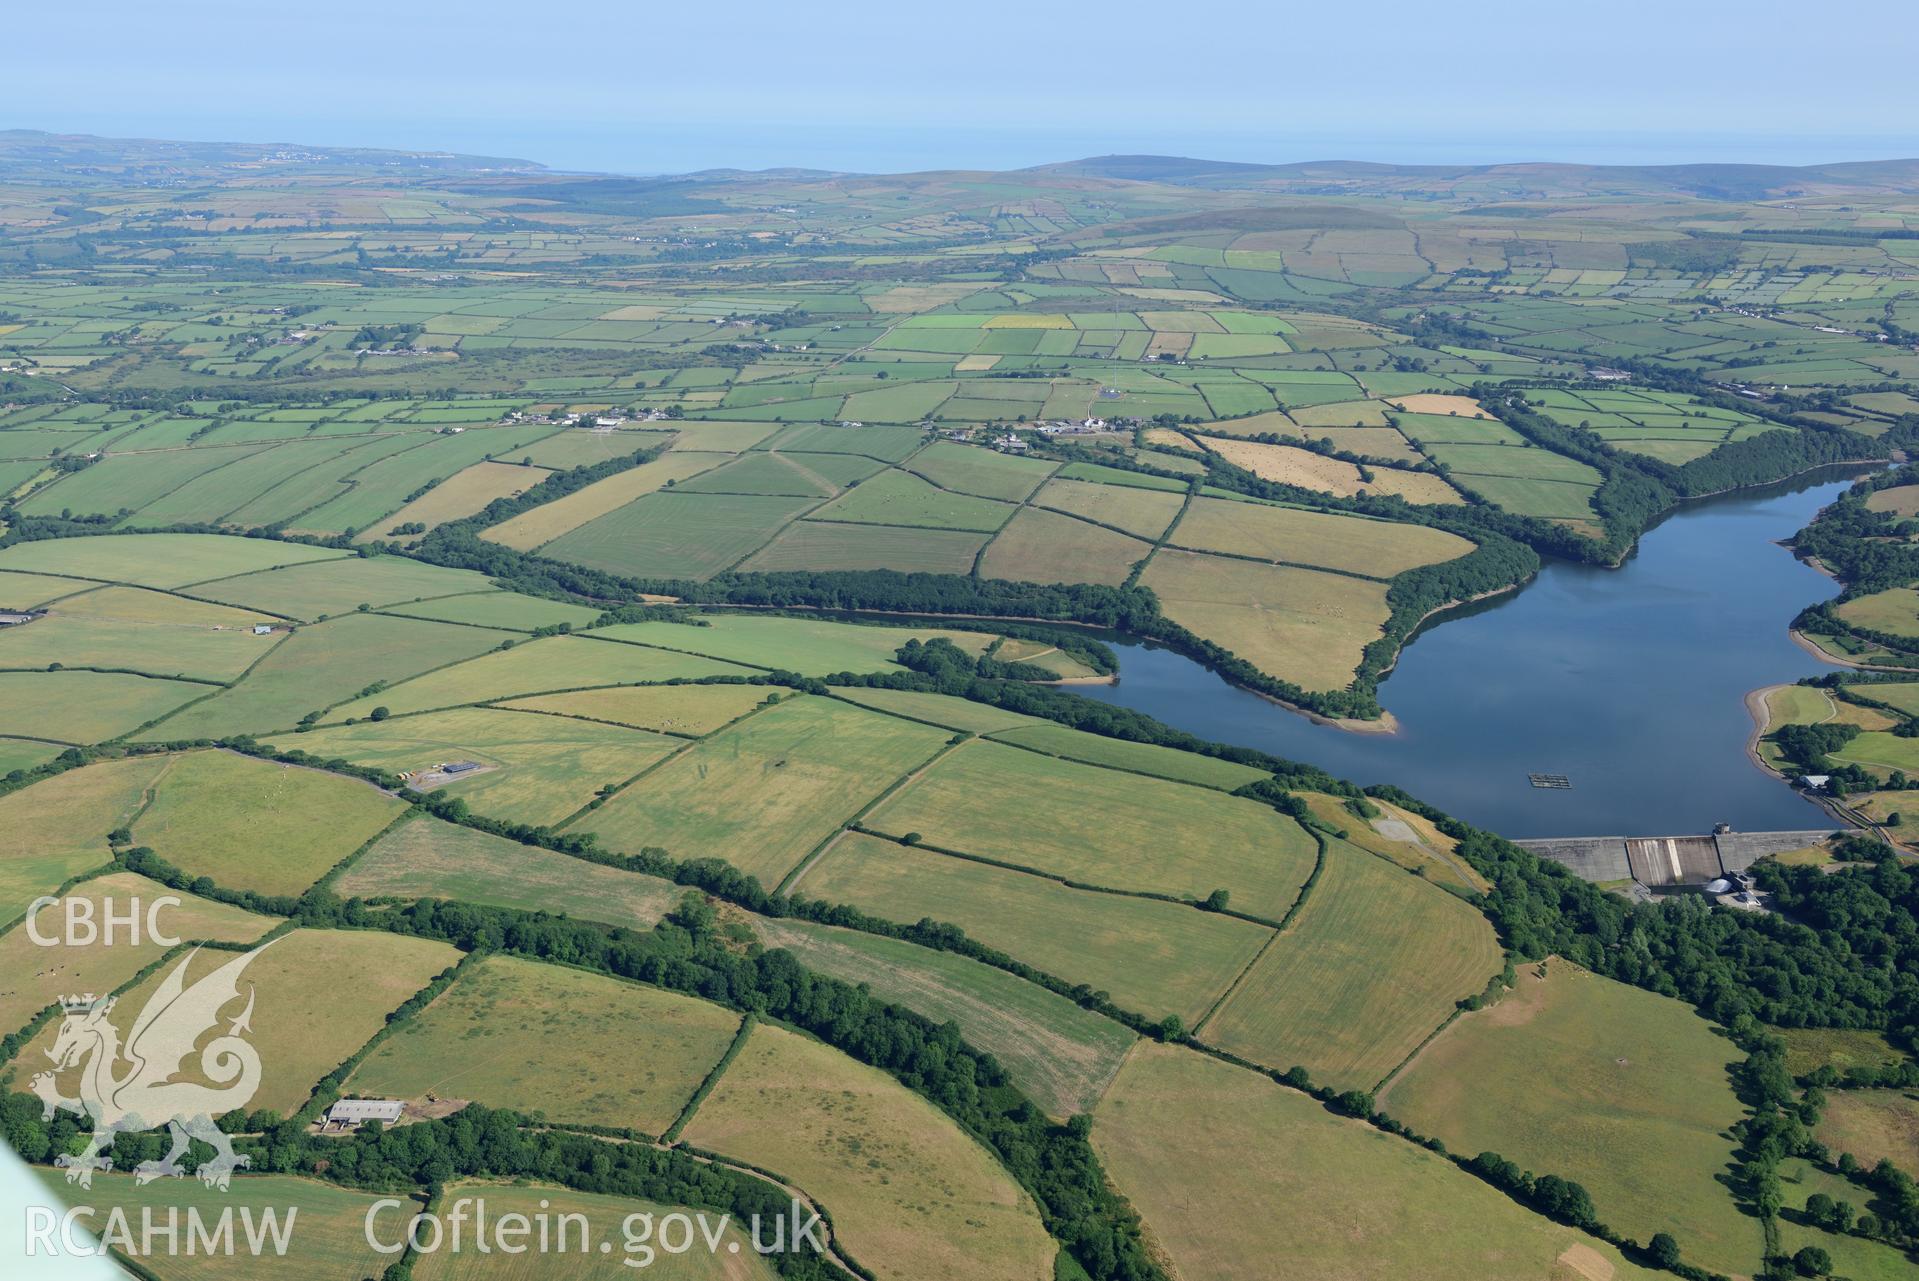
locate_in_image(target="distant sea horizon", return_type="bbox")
[7,113,1917,177]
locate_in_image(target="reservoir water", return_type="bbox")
[1075,468,1874,839]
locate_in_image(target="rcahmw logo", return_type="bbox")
[25,1203,297,1259]
[33,941,274,1191]
[25,894,183,948]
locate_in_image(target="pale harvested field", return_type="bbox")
[1168,495,1473,577]
[500,683,772,735]
[754,918,1136,1119]
[0,871,278,1036]
[1029,475,1185,539]
[1191,410,1298,437]
[350,954,741,1135]
[354,460,551,544]
[1290,398,1395,427]
[979,506,1150,586]
[1140,426,1200,450]
[1196,436,1463,505]
[1865,484,1919,518]
[25,927,460,1115]
[1141,549,1392,691]
[1389,393,1493,418]
[481,452,734,550]
[683,1021,1056,1281]
[1094,1043,1661,1281]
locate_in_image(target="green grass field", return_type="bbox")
[327,634,754,720]
[1775,1025,1907,1078]
[591,613,994,675]
[807,468,1016,532]
[1375,960,1760,1277]
[500,683,774,735]
[136,613,517,739]
[0,586,279,681]
[1199,841,1501,1090]
[1775,1158,1919,1281]
[825,686,1042,734]
[865,739,1315,918]
[573,695,950,886]
[25,927,460,1114]
[754,917,1136,1118]
[335,813,682,926]
[381,589,602,632]
[481,451,739,551]
[1094,1042,1661,1281]
[738,518,989,573]
[540,491,818,580]
[1168,495,1474,578]
[0,755,170,926]
[1837,586,1919,639]
[0,533,346,590]
[982,722,1267,790]
[682,1020,1055,1281]
[273,707,680,826]
[32,1170,399,1281]
[797,831,1271,1024]
[0,669,206,743]
[134,749,407,896]
[191,554,489,621]
[1030,475,1185,539]
[904,441,1057,501]
[350,954,742,1135]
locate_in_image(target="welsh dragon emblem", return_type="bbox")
[31,943,271,1190]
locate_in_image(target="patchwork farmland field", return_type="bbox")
[6,130,1918,1281]
[1094,1043,1661,1281]
[132,749,408,895]
[336,813,683,926]
[681,1020,1056,1281]
[1199,839,1502,1090]
[797,831,1272,1023]
[1141,549,1393,691]
[572,694,952,886]
[24,927,459,1114]
[349,954,743,1134]
[1375,960,1761,1277]
[864,739,1316,918]
[754,917,1136,1119]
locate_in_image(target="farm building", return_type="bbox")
[324,1099,404,1129]
[0,613,34,627]
[440,760,481,775]
[252,623,274,635]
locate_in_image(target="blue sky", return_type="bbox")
[4,0,1915,173]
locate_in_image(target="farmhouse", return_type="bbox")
[324,1098,404,1129]
[252,623,274,635]
[1587,367,1633,381]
